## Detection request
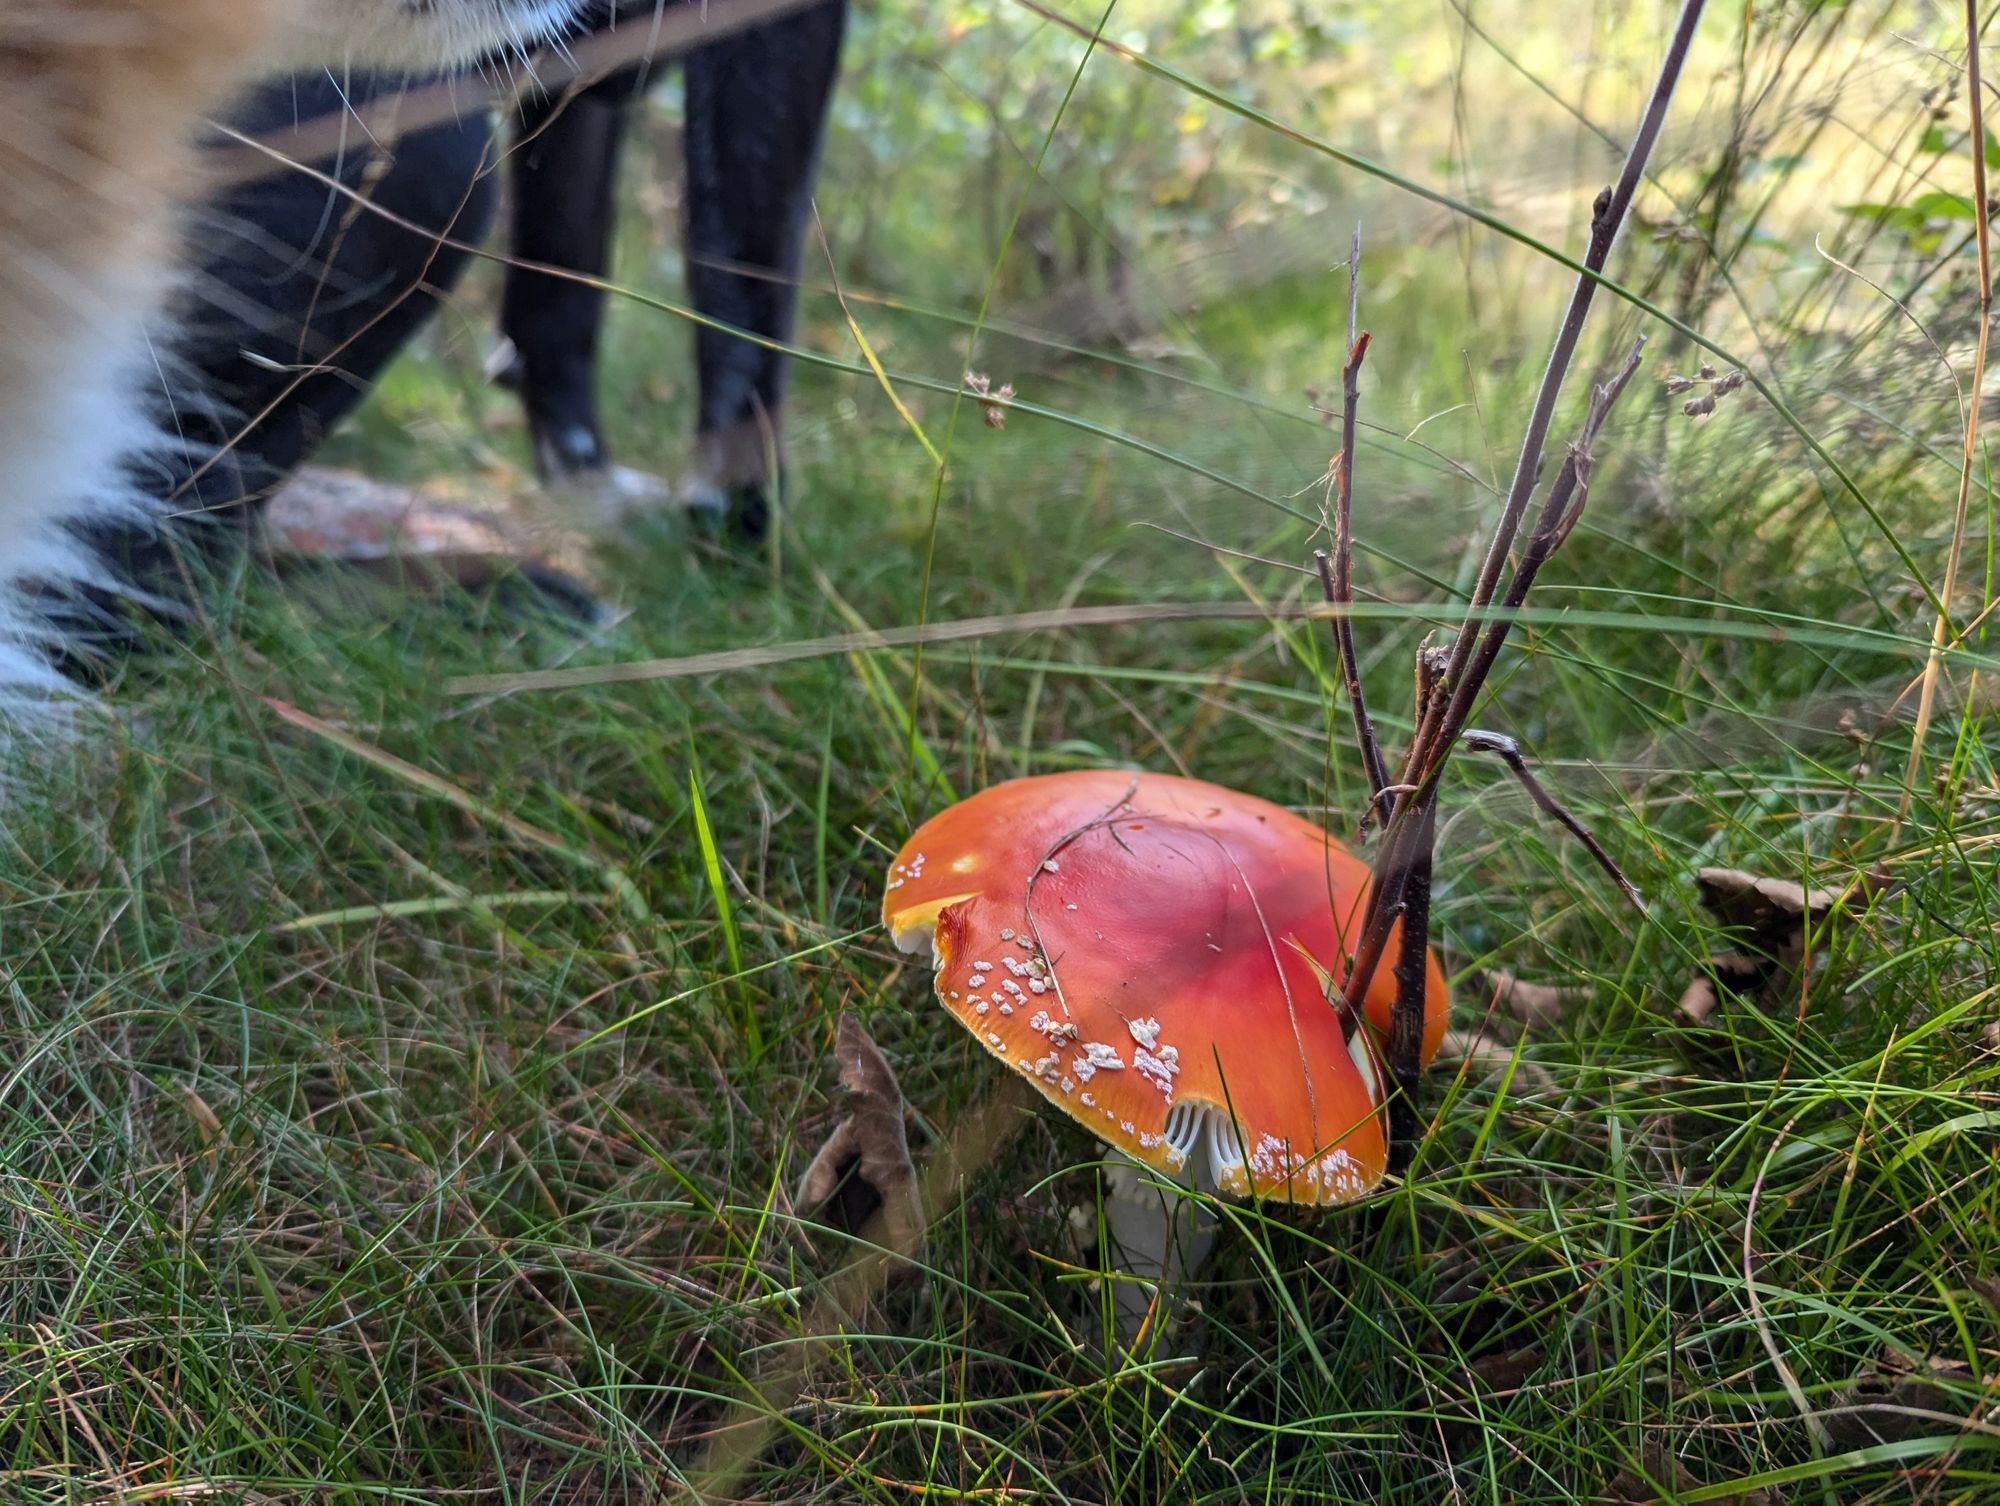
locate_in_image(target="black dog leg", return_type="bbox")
[178,73,501,505]
[61,72,501,665]
[499,65,639,492]
[683,0,849,540]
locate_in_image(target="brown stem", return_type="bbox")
[1461,730,1644,911]
[1384,643,1449,1171]
[1394,0,1708,810]
[1384,792,1436,1172]
[1318,226,1393,826]
[1340,344,1646,1025]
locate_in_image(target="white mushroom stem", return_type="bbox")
[1067,1098,1279,1348]
[1096,1157,1218,1346]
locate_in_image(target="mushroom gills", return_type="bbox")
[1160,1098,1243,1183]
[885,894,980,958]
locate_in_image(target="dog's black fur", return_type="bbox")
[165,0,845,575]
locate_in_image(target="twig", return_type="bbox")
[1431,337,1649,759]
[1461,730,1644,911]
[1395,0,1708,805]
[1900,0,1993,824]
[1318,546,1391,825]
[1340,0,1704,1069]
[1337,341,1649,1077]
[1385,644,1449,1169]
[1319,227,1394,826]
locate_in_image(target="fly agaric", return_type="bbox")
[881,769,1449,1210]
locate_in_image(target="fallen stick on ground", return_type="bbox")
[686,1074,1033,1499]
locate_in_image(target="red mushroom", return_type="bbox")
[881,769,1449,1207]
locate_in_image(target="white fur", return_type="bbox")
[275,0,587,72]
[0,251,173,719]
[0,0,584,738]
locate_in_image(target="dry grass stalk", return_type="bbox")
[1899,0,1994,826]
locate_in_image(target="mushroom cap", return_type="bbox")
[882,770,1449,1205]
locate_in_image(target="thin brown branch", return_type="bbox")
[1461,730,1644,911]
[1317,547,1391,827]
[1334,341,1647,1048]
[1340,0,1701,1044]
[1392,0,1708,811]
[1323,226,1393,825]
[1429,336,1649,758]
[1338,342,1648,1044]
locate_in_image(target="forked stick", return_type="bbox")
[1342,339,1656,1106]
[1398,0,1707,790]
[1344,0,1708,1152]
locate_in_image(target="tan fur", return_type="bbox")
[0,0,289,406]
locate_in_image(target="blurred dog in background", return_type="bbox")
[0,0,584,713]
[2,0,844,721]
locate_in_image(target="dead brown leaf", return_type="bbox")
[1438,1028,1556,1094]
[1466,1345,1543,1393]
[263,465,602,615]
[1696,865,1888,962]
[184,1088,223,1169]
[1675,973,1721,1027]
[1608,1437,1771,1506]
[1675,866,1890,1025]
[1970,1275,2000,1322]
[1437,1346,1545,1447]
[1697,865,1848,939]
[1674,954,1764,1027]
[1824,1347,1992,1452]
[1482,968,1590,1029]
[798,1016,921,1255]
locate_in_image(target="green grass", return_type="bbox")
[6,0,2000,1500]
